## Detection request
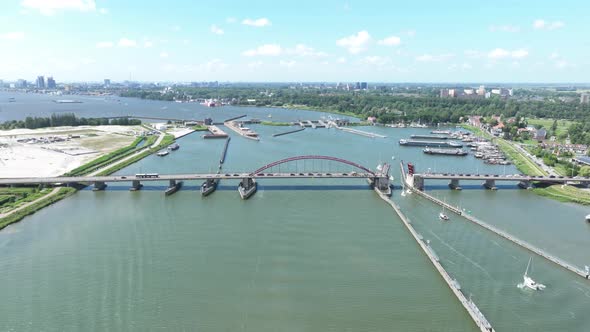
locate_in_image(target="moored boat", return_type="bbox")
[157,150,169,156]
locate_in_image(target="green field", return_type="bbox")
[526,118,573,138]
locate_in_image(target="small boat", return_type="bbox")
[517,257,546,291]
[167,143,180,151]
[157,150,169,156]
[439,201,449,221]
[267,114,272,118]
[586,214,590,222]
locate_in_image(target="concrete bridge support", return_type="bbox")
[92,181,107,191]
[448,179,462,190]
[518,180,533,190]
[238,177,257,199]
[165,180,182,196]
[483,179,497,190]
[130,180,143,191]
[412,175,424,191]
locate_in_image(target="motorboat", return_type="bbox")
[517,257,546,291]
[157,150,169,156]
[439,211,449,221]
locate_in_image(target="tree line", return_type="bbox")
[0,113,141,130]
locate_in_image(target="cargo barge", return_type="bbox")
[399,139,463,148]
[423,148,468,156]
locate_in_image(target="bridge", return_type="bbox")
[406,164,590,190]
[0,155,392,199]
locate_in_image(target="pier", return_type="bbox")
[338,126,387,138]
[223,114,247,122]
[401,163,590,280]
[272,128,305,137]
[220,137,230,164]
[203,125,228,139]
[224,121,260,141]
[374,188,495,332]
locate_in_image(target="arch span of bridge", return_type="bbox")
[250,155,376,176]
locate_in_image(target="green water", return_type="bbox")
[1,99,590,330]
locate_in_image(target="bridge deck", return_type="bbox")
[0,172,375,185]
[415,173,590,183]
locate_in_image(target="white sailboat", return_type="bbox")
[439,200,449,221]
[517,257,546,291]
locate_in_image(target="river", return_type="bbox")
[1,92,589,331]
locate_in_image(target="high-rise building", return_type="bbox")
[104,79,111,87]
[360,82,368,90]
[581,94,590,104]
[16,79,27,88]
[355,82,361,90]
[46,77,56,89]
[36,76,45,89]
[440,89,449,97]
[477,85,486,96]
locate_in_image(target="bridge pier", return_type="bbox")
[518,180,533,190]
[483,179,497,190]
[165,180,183,196]
[129,180,143,191]
[448,179,462,190]
[92,181,107,191]
[201,178,218,196]
[413,175,424,191]
[238,177,257,199]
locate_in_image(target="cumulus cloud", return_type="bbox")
[0,31,25,40]
[336,30,371,54]
[143,41,153,48]
[21,0,96,15]
[210,25,224,35]
[242,18,271,27]
[488,48,528,59]
[98,8,108,15]
[336,57,347,64]
[160,52,169,58]
[377,36,401,46]
[242,44,282,56]
[95,41,113,48]
[118,38,137,47]
[533,19,565,30]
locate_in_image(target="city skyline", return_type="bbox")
[0,0,589,82]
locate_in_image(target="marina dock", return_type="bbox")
[401,165,590,280]
[220,137,230,164]
[338,127,387,138]
[374,188,495,332]
[224,121,260,141]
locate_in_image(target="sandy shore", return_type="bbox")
[0,126,141,178]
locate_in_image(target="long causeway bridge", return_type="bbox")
[0,155,392,199]
[410,170,590,190]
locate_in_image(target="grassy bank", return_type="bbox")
[191,125,209,131]
[0,134,177,231]
[0,187,51,213]
[533,185,590,205]
[461,124,590,205]
[260,121,292,126]
[256,103,362,119]
[0,188,77,230]
[64,136,146,176]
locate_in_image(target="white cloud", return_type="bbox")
[405,30,416,37]
[489,25,520,32]
[21,0,96,15]
[160,52,169,58]
[210,25,224,35]
[98,8,108,15]
[279,60,296,68]
[464,50,483,58]
[0,31,25,40]
[555,60,573,69]
[336,57,347,64]
[118,38,137,47]
[226,17,237,23]
[203,59,228,71]
[533,19,565,30]
[415,53,454,62]
[377,36,401,46]
[96,41,113,48]
[143,41,153,48]
[488,48,528,59]
[242,18,271,27]
[242,44,282,56]
[336,30,371,54]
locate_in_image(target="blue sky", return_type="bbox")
[0,0,589,82]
